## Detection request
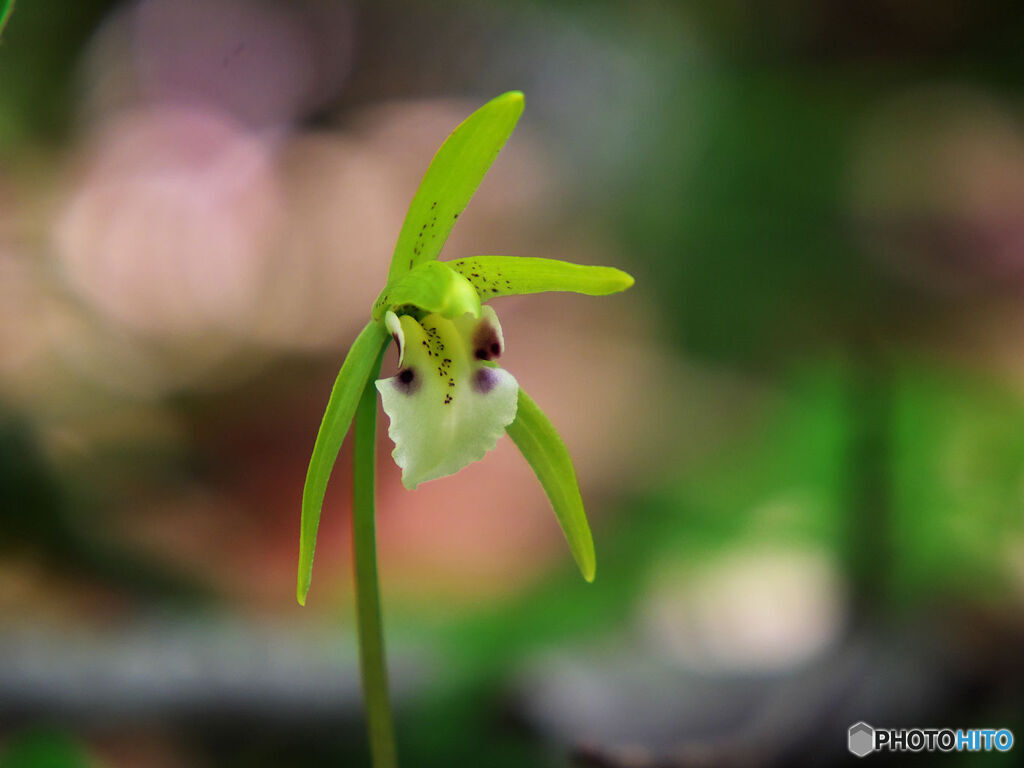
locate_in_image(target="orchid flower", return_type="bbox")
[296,91,633,767]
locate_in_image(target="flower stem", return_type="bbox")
[352,357,398,768]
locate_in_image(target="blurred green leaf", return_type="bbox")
[618,73,870,368]
[448,256,634,300]
[0,0,110,147]
[0,730,94,768]
[385,91,524,284]
[665,363,1024,607]
[0,1,14,38]
[506,387,595,582]
[298,320,390,605]
[890,366,1024,604]
[678,366,850,555]
[372,261,481,321]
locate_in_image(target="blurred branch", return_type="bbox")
[845,355,893,623]
[0,620,425,723]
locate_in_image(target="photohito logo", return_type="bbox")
[847,722,1014,757]
[848,723,875,757]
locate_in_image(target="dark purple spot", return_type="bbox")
[473,321,503,360]
[473,368,498,394]
[393,367,419,395]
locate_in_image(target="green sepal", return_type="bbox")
[372,261,481,322]
[506,387,596,582]
[385,91,525,284]
[298,320,389,605]
[448,256,634,300]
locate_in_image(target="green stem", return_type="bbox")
[352,356,398,768]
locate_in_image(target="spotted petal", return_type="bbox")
[449,256,633,300]
[386,92,524,283]
[376,308,518,489]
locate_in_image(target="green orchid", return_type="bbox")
[296,91,633,767]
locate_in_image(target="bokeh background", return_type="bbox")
[3,1,1024,766]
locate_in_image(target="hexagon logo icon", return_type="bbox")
[848,722,875,758]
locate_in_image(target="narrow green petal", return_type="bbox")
[386,92,525,284]
[372,261,481,321]
[449,256,634,300]
[298,320,389,605]
[506,388,596,582]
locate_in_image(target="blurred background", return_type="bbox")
[2,1,1024,765]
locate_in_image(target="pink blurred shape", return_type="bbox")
[133,0,354,129]
[55,106,283,338]
[850,86,1024,297]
